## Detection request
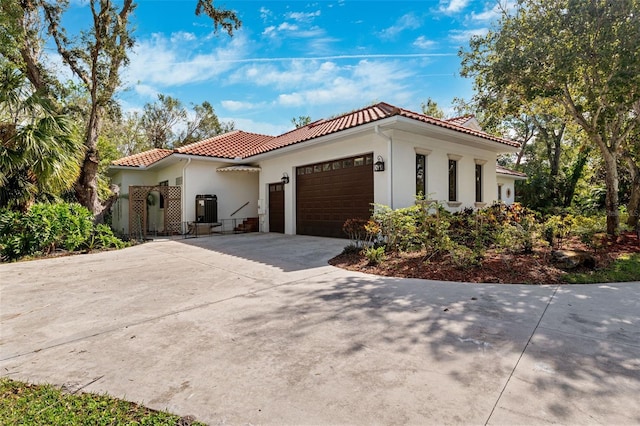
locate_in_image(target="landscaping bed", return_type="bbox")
[330,232,640,284]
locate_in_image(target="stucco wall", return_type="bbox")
[257,127,509,235]
[110,158,259,236]
[183,159,259,225]
[392,130,498,212]
[257,130,390,234]
[496,175,517,204]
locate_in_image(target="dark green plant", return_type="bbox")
[364,246,386,266]
[0,202,127,261]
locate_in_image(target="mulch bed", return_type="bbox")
[328,231,640,284]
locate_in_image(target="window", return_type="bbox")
[448,159,457,201]
[175,176,183,186]
[475,164,483,202]
[416,154,426,197]
[498,184,503,201]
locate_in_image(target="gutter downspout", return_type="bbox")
[374,125,393,209]
[181,158,191,233]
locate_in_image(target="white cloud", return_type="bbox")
[449,28,489,43]
[262,25,276,36]
[124,31,250,87]
[470,1,516,22]
[133,84,159,99]
[271,60,416,109]
[278,22,299,32]
[259,7,272,21]
[221,100,261,111]
[286,10,321,22]
[439,0,470,14]
[223,117,289,136]
[278,92,305,107]
[170,31,196,43]
[379,13,421,40]
[413,36,436,49]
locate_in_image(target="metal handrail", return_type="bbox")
[230,201,250,217]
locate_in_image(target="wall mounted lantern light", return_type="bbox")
[281,172,290,185]
[374,155,385,172]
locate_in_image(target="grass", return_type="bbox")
[563,253,640,284]
[0,378,205,425]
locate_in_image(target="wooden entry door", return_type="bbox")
[269,182,285,233]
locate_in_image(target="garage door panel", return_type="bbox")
[296,153,373,238]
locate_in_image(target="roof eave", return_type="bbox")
[497,172,528,180]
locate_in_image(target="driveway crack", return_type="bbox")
[484,284,560,425]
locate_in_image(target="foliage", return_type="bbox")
[459,0,640,235]
[0,65,83,211]
[0,378,204,425]
[291,115,312,128]
[4,0,241,220]
[563,253,640,284]
[342,218,370,248]
[363,246,386,266]
[371,202,453,256]
[420,97,446,119]
[0,202,128,262]
[347,202,545,270]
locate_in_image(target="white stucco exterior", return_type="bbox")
[110,157,258,235]
[254,121,515,234]
[108,104,524,238]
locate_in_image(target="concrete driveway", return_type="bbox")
[1,233,639,425]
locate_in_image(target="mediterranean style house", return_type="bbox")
[108,102,526,238]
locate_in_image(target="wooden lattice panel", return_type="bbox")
[129,186,148,239]
[164,186,182,234]
[128,185,181,238]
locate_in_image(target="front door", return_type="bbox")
[269,182,285,233]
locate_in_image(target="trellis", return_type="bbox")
[129,185,181,239]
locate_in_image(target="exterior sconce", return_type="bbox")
[281,172,290,185]
[374,155,385,172]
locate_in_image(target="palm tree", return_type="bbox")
[0,64,82,211]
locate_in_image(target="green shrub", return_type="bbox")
[342,218,369,248]
[363,246,386,266]
[0,203,127,262]
[449,244,483,269]
[83,224,129,251]
[573,215,607,250]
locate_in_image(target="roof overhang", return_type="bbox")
[497,171,528,180]
[388,116,521,153]
[216,165,261,173]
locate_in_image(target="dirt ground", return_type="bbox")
[329,231,640,284]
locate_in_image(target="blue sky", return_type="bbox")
[66,0,507,135]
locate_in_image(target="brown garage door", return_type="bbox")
[296,153,374,238]
[269,182,285,233]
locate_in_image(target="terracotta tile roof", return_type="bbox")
[392,105,520,148]
[245,102,519,156]
[496,165,528,178]
[446,115,475,126]
[245,102,398,156]
[175,130,274,159]
[111,148,173,168]
[111,102,519,168]
[110,131,274,167]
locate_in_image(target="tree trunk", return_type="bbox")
[563,146,590,207]
[74,104,104,218]
[602,149,620,236]
[626,156,640,229]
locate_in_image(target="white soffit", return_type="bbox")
[216,165,262,173]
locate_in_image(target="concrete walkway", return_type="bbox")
[1,233,638,425]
